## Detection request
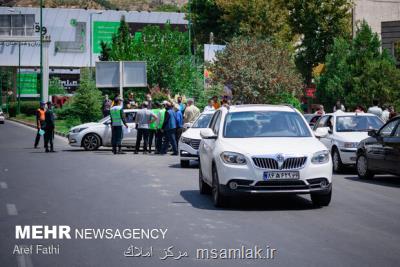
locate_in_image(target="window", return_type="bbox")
[314,116,329,130]
[336,116,383,132]
[379,120,398,137]
[212,112,222,135]
[394,122,400,137]
[0,14,35,36]
[125,112,136,123]
[192,114,213,128]
[223,111,312,138]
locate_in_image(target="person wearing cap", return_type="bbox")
[183,98,200,124]
[44,101,55,152]
[34,101,46,148]
[110,97,128,154]
[134,101,157,154]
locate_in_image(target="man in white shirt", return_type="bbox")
[367,100,383,118]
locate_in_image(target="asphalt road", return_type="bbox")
[0,120,400,267]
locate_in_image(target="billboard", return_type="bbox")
[92,21,120,54]
[95,61,147,88]
[17,72,38,96]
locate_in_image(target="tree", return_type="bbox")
[109,16,134,61]
[285,0,352,84]
[99,41,111,61]
[49,77,66,95]
[71,69,103,123]
[317,21,400,111]
[189,0,292,44]
[210,37,303,105]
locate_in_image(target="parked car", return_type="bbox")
[303,114,321,127]
[67,109,138,151]
[313,111,384,172]
[179,111,215,167]
[356,116,400,179]
[198,105,333,207]
[0,109,5,124]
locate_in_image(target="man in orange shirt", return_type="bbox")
[212,95,220,110]
[34,101,46,148]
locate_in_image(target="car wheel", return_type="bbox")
[212,165,227,207]
[311,189,332,207]
[82,134,101,151]
[199,163,211,195]
[180,160,190,168]
[356,154,374,179]
[332,148,344,173]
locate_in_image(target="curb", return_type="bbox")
[7,118,68,138]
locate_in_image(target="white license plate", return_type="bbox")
[263,171,299,180]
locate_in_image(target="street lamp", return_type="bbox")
[89,11,103,78]
[8,8,22,115]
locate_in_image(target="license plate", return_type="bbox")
[263,171,299,180]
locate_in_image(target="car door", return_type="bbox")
[315,115,333,150]
[122,111,137,145]
[383,119,400,174]
[201,111,221,182]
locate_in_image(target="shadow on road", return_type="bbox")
[180,190,319,211]
[345,176,400,188]
[169,161,199,169]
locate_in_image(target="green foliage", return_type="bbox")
[8,101,39,117]
[285,0,352,83]
[317,21,400,111]
[57,69,103,123]
[189,0,292,44]
[154,4,181,12]
[99,41,111,61]
[49,77,66,95]
[210,37,303,104]
[108,18,200,97]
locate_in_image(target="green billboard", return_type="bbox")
[93,21,120,54]
[17,73,38,95]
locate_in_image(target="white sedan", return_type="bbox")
[198,105,333,207]
[313,111,383,172]
[67,109,138,150]
[179,111,215,167]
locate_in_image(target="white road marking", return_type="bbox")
[16,245,34,267]
[6,203,18,215]
[0,182,8,189]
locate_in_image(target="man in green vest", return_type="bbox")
[110,97,128,154]
[148,102,161,153]
[154,101,167,154]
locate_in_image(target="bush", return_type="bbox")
[7,101,40,117]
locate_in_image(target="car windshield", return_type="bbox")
[223,111,312,138]
[336,116,383,132]
[192,114,213,128]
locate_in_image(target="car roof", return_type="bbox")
[225,104,296,113]
[201,111,215,115]
[326,111,377,117]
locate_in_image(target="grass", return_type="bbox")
[15,114,71,135]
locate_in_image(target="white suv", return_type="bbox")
[198,105,333,207]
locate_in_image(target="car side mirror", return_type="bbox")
[200,128,217,139]
[104,120,111,126]
[314,127,329,138]
[368,129,377,137]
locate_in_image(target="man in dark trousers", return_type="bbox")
[34,101,46,148]
[110,97,128,154]
[161,102,178,155]
[134,101,157,154]
[44,102,55,153]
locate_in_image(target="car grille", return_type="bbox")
[253,180,308,191]
[252,157,307,170]
[189,139,201,150]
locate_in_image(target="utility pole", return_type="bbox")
[40,0,43,102]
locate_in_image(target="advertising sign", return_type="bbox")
[93,21,120,54]
[17,72,38,96]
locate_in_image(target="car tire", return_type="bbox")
[332,148,344,173]
[311,190,332,207]
[212,164,227,207]
[199,163,211,195]
[356,154,374,180]
[180,160,190,168]
[82,133,101,151]
[0,121,4,124]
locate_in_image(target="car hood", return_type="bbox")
[218,137,326,156]
[70,122,102,131]
[334,132,369,143]
[181,128,204,140]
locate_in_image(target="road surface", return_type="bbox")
[0,121,399,267]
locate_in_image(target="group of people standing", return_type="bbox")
[34,101,56,152]
[314,99,397,123]
[108,95,201,155]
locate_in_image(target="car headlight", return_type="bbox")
[180,137,191,144]
[343,142,358,148]
[311,150,330,164]
[71,127,87,133]
[220,152,247,165]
